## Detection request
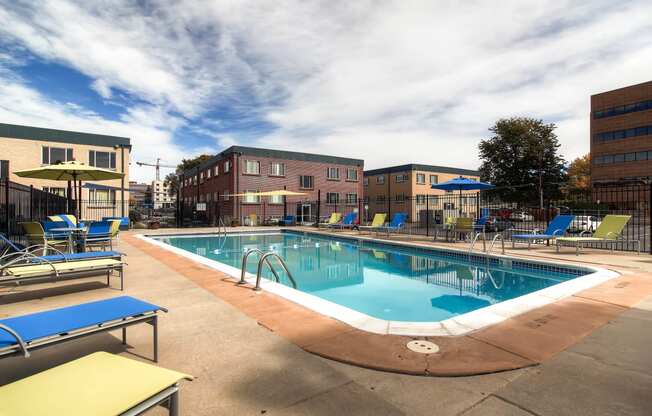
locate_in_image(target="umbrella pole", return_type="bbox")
[67,180,72,214]
[78,179,83,221]
[459,188,463,216]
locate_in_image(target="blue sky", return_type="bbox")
[0,0,651,182]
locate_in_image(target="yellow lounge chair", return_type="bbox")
[556,215,639,255]
[0,351,192,416]
[48,214,78,227]
[1,257,125,289]
[20,221,71,254]
[357,213,387,233]
[319,212,342,228]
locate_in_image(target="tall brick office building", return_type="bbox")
[591,81,652,185]
[180,146,364,224]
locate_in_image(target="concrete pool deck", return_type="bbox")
[127,230,652,376]
[1,227,652,415]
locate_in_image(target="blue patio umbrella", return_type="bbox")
[431,176,495,214]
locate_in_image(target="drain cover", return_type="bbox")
[406,340,440,354]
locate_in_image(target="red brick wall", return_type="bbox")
[591,81,652,182]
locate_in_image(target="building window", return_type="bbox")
[244,160,260,175]
[199,171,204,183]
[214,165,219,176]
[42,187,66,197]
[416,194,426,204]
[223,191,230,201]
[89,150,116,169]
[594,125,651,143]
[270,162,285,176]
[327,167,340,180]
[346,168,358,181]
[89,189,116,205]
[395,174,408,183]
[346,193,357,205]
[416,173,425,184]
[206,169,211,179]
[376,176,385,184]
[376,195,386,204]
[42,146,73,165]
[363,178,369,187]
[224,160,231,173]
[326,192,339,204]
[430,175,438,185]
[395,194,406,203]
[243,190,260,204]
[269,194,283,204]
[594,150,652,164]
[594,99,652,119]
[299,175,314,189]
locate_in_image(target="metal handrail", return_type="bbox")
[468,232,486,253]
[488,234,505,255]
[254,252,297,291]
[217,217,227,237]
[238,249,268,284]
[0,324,30,357]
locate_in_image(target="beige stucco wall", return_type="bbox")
[0,136,130,217]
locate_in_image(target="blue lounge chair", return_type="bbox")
[474,216,489,233]
[511,215,575,249]
[278,215,296,226]
[376,212,408,236]
[0,233,26,256]
[86,220,114,251]
[329,212,358,230]
[0,296,167,361]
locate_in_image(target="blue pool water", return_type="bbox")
[155,231,587,322]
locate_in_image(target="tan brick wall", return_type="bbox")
[0,136,130,215]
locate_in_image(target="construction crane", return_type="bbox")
[136,158,176,181]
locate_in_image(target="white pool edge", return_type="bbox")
[136,232,620,337]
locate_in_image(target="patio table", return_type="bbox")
[50,227,87,253]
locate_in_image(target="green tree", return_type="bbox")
[479,117,566,205]
[164,154,213,197]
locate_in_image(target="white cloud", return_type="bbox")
[0,0,650,180]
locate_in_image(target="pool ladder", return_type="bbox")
[217,217,227,237]
[238,249,297,291]
[468,232,505,256]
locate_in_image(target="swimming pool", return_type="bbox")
[142,230,618,335]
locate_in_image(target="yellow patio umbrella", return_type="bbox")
[231,190,308,197]
[14,161,124,219]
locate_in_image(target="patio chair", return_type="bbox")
[85,220,114,251]
[511,215,575,249]
[329,212,358,230]
[0,296,165,361]
[473,216,489,233]
[357,213,387,233]
[319,212,342,228]
[556,214,639,255]
[0,233,26,256]
[376,212,408,236]
[48,214,81,228]
[278,215,296,226]
[0,352,192,415]
[1,256,125,290]
[20,221,71,254]
[452,217,475,241]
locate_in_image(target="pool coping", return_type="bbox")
[136,230,620,337]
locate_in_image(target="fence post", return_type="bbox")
[29,185,33,221]
[315,190,321,227]
[649,182,652,255]
[4,178,9,235]
[426,196,430,236]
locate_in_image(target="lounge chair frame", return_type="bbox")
[0,258,125,290]
[556,230,641,255]
[0,306,166,362]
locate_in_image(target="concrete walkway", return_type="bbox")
[0,232,651,415]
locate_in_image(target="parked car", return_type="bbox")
[509,211,534,222]
[485,217,513,232]
[568,215,602,233]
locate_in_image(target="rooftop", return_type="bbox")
[364,163,479,177]
[0,123,131,148]
[188,145,364,174]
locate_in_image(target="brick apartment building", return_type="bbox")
[363,164,480,221]
[0,123,131,218]
[591,81,652,185]
[180,146,364,224]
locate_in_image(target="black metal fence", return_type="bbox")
[179,182,651,254]
[1,179,68,236]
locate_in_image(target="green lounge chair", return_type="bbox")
[556,215,639,255]
[357,213,387,233]
[318,212,342,228]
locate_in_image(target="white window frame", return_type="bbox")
[244,160,260,175]
[327,167,340,180]
[242,190,260,204]
[270,162,285,177]
[224,160,231,173]
[363,178,369,187]
[42,146,73,165]
[346,168,358,181]
[346,193,357,205]
[416,173,425,184]
[395,174,408,183]
[299,175,314,189]
[269,194,283,204]
[376,176,385,184]
[326,192,339,204]
[89,150,116,170]
[430,175,438,185]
